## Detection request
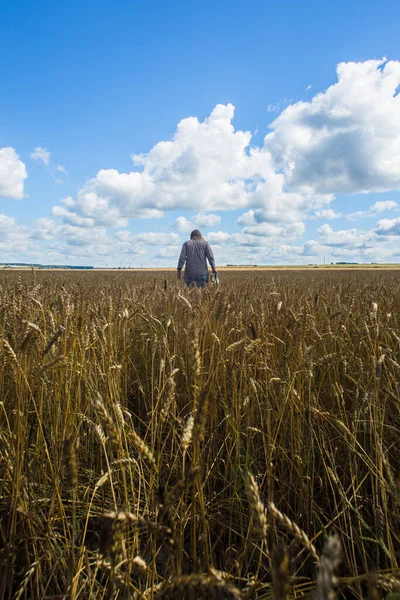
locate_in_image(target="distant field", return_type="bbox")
[3,263,400,272]
[0,270,399,599]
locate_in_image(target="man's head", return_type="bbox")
[190,229,203,240]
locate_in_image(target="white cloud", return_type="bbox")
[347,200,398,220]
[33,218,56,241]
[55,104,328,227]
[236,210,257,226]
[205,226,304,252]
[265,59,400,195]
[0,214,37,261]
[34,224,177,258]
[267,99,292,114]
[0,214,29,240]
[201,223,306,252]
[33,219,148,262]
[34,218,109,247]
[231,222,305,248]
[206,231,231,243]
[375,216,400,236]
[58,57,400,232]
[267,103,281,113]
[371,200,397,213]
[52,205,95,227]
[235,187,333,224]
[30,146,51,166]
[30,147,68,184]
[316,224,377,248]
[301,222,400,263]
[175,216,193,233]
[175,212,221,232]
[62,196,76,209]
[302,241,398,263]
[61,104,265,224]
[116,231,180,245]
[156,245,181,258]
[54,193,129,228]
[49,101,338,229]
[314,209,342,219]
[0,148,27,199]
[193,213,221,228]
[24,58,400,266]
[242,221,305,239]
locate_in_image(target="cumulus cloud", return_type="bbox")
[300,223,399,263]
[302,239,397,263]
[116,231,180,245]
[316,224,377,248]
[175,213,221,232]
[347,200,398,220]
[372,200,397,212]
[30,146,51,166]
[234,187,333,225]
[0,213,37,261]
[25,58,400,265]
[203,223,305,251]
[54,193,129,228]
[58,104,264,224]
[265,59,400,195]
[34,218,110,247]
[288,214,400,264]
[53,103,333,227]
[206,231,231,243]
[33,220,148,262]
[313,209,342,220]
[56,57,400,232]
[175,217,193,232]
[33,219,179,258]
[375,216,400,236]
[242,221,305,239]
[235,210,256,227]
[0,214,29,240]
[0,148,27,199]
[206,222,305,248]
[52,205,95,227]
[156,245,181,258]
[193,213,221,228]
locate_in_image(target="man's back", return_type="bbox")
[178,238,215,277]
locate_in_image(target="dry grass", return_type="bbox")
[0,269,399,599]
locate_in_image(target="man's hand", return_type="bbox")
[177,270,181,279]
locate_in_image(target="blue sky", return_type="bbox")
[1,0,400,266]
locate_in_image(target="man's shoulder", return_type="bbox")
[187,238,208,247]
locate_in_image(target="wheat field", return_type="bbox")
[0,269,399,600]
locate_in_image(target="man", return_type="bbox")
[177,229,218,288]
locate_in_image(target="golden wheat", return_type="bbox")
[0,269,398,599]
